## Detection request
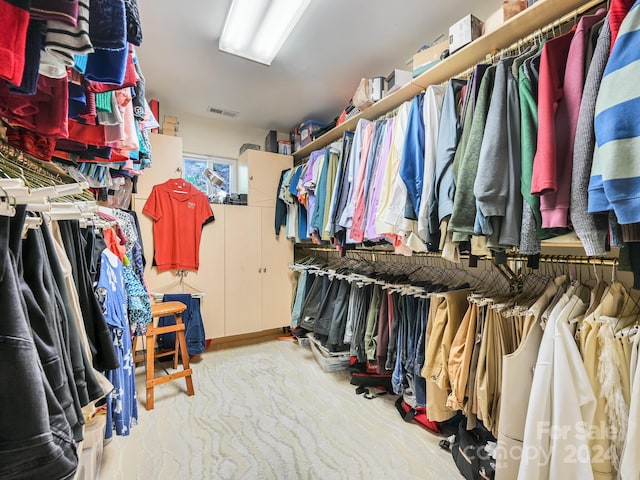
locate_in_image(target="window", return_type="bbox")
[183,153,237,203]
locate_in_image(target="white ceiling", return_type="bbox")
[136,0,502,132]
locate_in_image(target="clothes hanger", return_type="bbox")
[152,270,205,300]
[0,185,16,217]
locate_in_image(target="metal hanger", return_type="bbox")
[152,270,205,300]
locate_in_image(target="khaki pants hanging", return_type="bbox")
[446,301,477,411]
[465,303,487,429]
[476,306,513,437]
[423,289,470,422]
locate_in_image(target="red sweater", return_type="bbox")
[530,29,574,227]
[0,0,30,85]
[610,0,636,50]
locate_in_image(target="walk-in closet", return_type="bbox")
[1,0,639,479]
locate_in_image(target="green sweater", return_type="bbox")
[449,66,496,242]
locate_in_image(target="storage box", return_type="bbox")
[290,128,301,153]
[299,120,325,148]
[265,130,278,153]
[163,114,178,124]
[369,76,385,102]
[412,40,449,72]
[297,336,311,348]
[385,69,413,95]
[278,140,292,155]
[162,122,178,136]
[449,14,484,53]
[503,0,527,20]
[309,335,350,372]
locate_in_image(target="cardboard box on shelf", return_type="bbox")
[503,0,528,21]
[162,122,178,136]
[163,114,178,124]
[449,14,484,53]
[412,40,449,73]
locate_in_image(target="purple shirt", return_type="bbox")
[304,150,324,238]
[365,118,395,240]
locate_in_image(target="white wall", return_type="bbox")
[160,110,287,160]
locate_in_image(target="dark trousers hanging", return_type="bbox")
[40,220,104,405]
[58,220,118,371]
[327,278,351,352]
[0,214,78,480]
[19,218,85,441]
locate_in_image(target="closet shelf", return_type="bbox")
[539,232,585,248]
[293,0,603,161]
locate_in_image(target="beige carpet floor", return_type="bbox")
[99,339,462,480]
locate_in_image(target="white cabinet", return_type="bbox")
[137,135,293,339]
[223,205,293,336]
[238,149,293,207]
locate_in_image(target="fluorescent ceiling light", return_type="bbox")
[219,0,311,66]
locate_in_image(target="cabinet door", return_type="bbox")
[135,195,226,341]
[137,134,184,198]
[261,207,294,330]
[224,206,262,336]
[247,151,292,207]
[196,205,226,339]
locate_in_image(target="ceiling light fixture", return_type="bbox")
[219,0,311,66]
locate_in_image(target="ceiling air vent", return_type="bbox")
[207,106,239,118]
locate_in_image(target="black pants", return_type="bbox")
[58,220,118,371]
[19,216,84,441]
[298,274,325,332]
[0,214,77,479]
[327,279,351,352]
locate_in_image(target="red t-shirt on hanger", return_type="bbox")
[143,178,214,272]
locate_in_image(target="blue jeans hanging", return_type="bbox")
[157,293,206,355]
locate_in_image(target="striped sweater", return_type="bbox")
[590,0,640,224]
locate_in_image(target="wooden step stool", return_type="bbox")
[132,301,195,410]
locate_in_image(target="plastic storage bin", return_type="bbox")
[309,335,350,372]
[299,120,326,148]
[74,413,106,480]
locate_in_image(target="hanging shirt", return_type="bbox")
[449,67,496,242]
[416,85,446,244]
[351,121,382,242]
[428,78,466,245]
[534,10,606,230]
[345,121,375,242]
[338,119,373,238]
[304,150,324,239]
[570,19,611,256]
[590,1,640,225]
[530,28,575,228]
[143,178,214,272]
[377,102,411,238]
[365,118,395,241]
[399,95,425,221]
